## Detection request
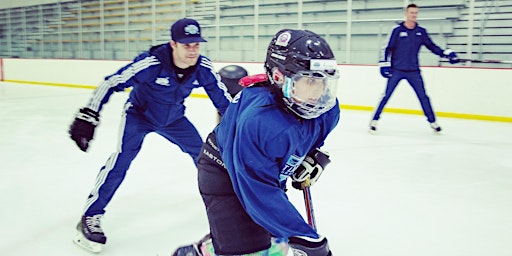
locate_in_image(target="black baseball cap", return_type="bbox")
[170,18,207,44]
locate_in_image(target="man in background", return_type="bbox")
[370,3,460,133]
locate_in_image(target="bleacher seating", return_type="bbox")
[195,0,465,63]
[446,0,512,66]
[0,0,510,67]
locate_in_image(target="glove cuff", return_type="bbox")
[81,107,100,118]
[379,61,391,67]
[443,49,454,56]
[77,107,100,126]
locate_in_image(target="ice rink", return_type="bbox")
[1,82,511,256]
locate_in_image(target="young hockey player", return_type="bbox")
[172,28,340,256]
[68,18,231,253]
[370,3,460,133]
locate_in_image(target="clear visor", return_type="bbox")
[283,70,339,105]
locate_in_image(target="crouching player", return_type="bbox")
[174,29,340,256]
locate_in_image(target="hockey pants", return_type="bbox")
[197,131,271,255]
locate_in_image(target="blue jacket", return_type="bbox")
[381,22,445,71]
[214,84,340,239]
[86,43,231,125]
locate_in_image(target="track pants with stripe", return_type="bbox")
[372,70,437,123]
[83,102,203,216]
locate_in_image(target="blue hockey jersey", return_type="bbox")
[214,85,340,239]
[86,43,231,125]
[381,22,445,71]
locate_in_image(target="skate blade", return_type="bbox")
[73,231,104,253]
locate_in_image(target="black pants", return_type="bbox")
[197,132,271,255]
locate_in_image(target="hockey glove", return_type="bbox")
[292,148,330,190]
[69,107,100,152]
[289,236,332,256]
[443,49,460,64]
[379,61,392,78]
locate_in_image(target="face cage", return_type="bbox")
[282,70,339,119]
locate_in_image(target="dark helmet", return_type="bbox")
[264,29,339,119]
[219,65,248,97]
[265,29,336,79]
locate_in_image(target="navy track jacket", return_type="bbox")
[381,22,445,71]
[86,43,231,124]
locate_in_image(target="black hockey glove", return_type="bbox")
[292,148,330,190]
[289,236,332,256]
[69,107,100,152]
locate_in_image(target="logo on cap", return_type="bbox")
[184,24,200,35]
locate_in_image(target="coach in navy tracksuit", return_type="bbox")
[68,18,231,253]
[370,4,459,133]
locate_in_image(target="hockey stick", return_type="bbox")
[302,184,317,230]
[440,58,512,64]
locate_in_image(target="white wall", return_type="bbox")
[2,58,511,120]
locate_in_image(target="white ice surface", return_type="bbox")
[0,82,511,256]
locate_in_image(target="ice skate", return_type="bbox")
[73,214,107,253]
[369,120,378,134]
[429,122,442,133]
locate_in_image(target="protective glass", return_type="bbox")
[282,70,340,119]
